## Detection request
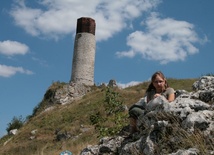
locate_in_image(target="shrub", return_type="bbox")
[6,115,25,133]
[90,87,128,137]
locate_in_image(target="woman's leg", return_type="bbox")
[128,107,145,134]
[129,117,137,134]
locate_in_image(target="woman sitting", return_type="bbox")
[129,71,175,134]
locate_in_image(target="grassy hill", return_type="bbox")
[0,78,197,155]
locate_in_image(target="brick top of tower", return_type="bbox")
[76,17,96,35]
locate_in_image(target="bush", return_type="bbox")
[90,87,128,137]
[6,115,25,133]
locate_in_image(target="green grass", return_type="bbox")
[2,78,211,155]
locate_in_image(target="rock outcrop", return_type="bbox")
[44,82,91,106]
[80,76,214,155]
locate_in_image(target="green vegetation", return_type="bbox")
[167,78,197,92]
[146,112,214,154]
[90,87,128,137]
[1,78,213,155]
[6,116,25,133]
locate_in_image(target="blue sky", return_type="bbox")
[0,0,213,137]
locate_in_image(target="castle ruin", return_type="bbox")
[70,17,96,86]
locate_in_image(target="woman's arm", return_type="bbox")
[147,88,175,103]
[149,90,175,102]
[168,93,175,102]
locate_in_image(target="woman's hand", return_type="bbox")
[153,93,161,98]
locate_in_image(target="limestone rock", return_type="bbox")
[52,82,91,105]
[80,76,214,155]
[9,129,17,135]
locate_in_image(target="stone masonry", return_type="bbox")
[70,17,96,86]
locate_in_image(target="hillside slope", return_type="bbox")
[0,78,197,155]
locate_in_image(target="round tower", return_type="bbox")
[70,17,96,86]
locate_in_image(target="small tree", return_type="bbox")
[6,115,25,133]
[90,87,128,137]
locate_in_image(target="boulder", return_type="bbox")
[80,76,214,155]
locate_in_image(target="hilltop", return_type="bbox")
[0,77,213,155]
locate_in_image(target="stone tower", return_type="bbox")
[70,17,96,86]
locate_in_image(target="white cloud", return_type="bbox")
[10,0,160,41]
[0,40,31,77]
[117,81,142,89]
[116,13,206,64]
[0,64,33,77]
[0,40,29,56]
